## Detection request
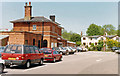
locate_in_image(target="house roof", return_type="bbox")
[83,35,118,38]
[10,16,63,28]
[67,41,76,44]
[106,35,117,38]
[88,35,101,38]
[0,35,9,40]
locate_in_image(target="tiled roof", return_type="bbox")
[106,35,117,38]
[10,16,63,28]
[0,35,9,40]
[88,35,101,38]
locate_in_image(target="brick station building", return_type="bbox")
[0,2,76,48]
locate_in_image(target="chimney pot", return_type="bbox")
[50,15,55,22]
[25,2,27,6]
[29,2,31,6]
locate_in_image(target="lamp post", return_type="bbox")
[41,20,44,48]
[103,28,106,51]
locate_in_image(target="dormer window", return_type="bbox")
[33,25,36,30]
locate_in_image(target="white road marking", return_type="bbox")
[96,59,102,62]
[23,65,47,72]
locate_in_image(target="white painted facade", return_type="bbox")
[81,35,119,47]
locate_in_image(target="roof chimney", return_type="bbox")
[25,2,27,6]
[50,15,55,22]
[81,31,83,36]
[29,2,31,6]
[24,2,32,20]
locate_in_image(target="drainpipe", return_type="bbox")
[41,20,44,48]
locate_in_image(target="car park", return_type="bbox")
[52,47,69,55]
[1,45,44,68]
[64,47,74,54]
[43,50,62,62]
[69,47,76,53]
[82,48,88,52]
[76,47,82,52]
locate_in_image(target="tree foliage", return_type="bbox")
[102,24,116,35]
[106,39,119,48]
[62,29,81,46]
[86,24,117,36]
[86,24,102,36]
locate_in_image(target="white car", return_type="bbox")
[82,48,88,52]
[69,47,76,53]
[65,47,74,54]
[115,48,120,53]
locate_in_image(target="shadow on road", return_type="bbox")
[6,64,46,69]
[44,60,62,63]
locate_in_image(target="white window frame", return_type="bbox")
[33,25,36,30]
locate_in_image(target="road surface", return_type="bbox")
[2,51,118,74]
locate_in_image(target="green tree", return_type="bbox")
[86,24,102,36]
[62,29,81,46]
[102,24,116,35]
[70,33,81,42]
[118,25,120,36]
[76,41,81,46]
[106,39,118,48]
[97,40,104,51]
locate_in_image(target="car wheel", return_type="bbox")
[6,65,10,68]
[39,59,43,65]
[0,64,4,73]
[60,57,63,61]
[60,52,63,55]
[53,58,56,63]
[25,61,31,69]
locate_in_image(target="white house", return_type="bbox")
[81,35,119,47]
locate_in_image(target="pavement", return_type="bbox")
[2,51,118,74]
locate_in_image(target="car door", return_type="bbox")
[24,46,32,61]
[53,51,57,60]
[29,46,36,63]
[56,51,61,60]
[34,46,41,62]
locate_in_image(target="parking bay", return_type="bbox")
[4,51,118,74]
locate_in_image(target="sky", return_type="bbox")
[0,0,119,35]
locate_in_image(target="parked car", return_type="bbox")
[64,47,74,54]
[76,47,82,52]
[112,47,119,52]
[82,48,88,52]
[0,51,5,73]
[69,47,76,53]
[43,50,62,62]
[40,48,52,52]
[52,47,69,55]
[115,47,120,53]
[2,45,44,68]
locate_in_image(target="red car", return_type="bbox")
[43,50,62,62]
[1,45,44,68]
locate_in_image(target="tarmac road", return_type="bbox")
[3,51,118,74]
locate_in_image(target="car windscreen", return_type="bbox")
[61,47,66,50]
[40,48,51,51]
[43,50,52,54]
[4,45,22,54]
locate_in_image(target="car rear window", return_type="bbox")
[43,50,52,54]
[4,45,22,54]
